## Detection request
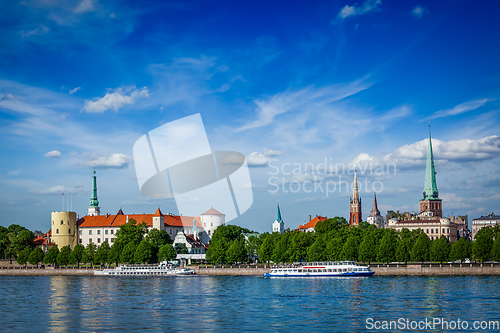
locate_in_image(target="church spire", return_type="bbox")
[349,169,362,225]
[353,169,359,202]
[276,203,282,223]
[423,124,439,200]
[88,167,101,216]
[369,192,380,217]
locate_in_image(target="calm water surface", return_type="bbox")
[0,275,499,332]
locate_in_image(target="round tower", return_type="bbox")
[51,211,77,249]
[200,207,225,243]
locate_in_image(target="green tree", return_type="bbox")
[377,232,396,263]
[14,229,35,255]
[120,241,137,263]
[113,219,148,252]
[358,233,377,263]
[315,217,348,234]
[411,233,431,262]
[57,246,71,266]
[16,246,31,266]
[82,242,97,266]
[450,237,471,262]
[175,243,188,254]
[145,229,173,247]
[395,229,413,263]
[472,227,493,262]
[245,235,261,261]
[69,244,85,267]
[158,244,177,262]
[95,241,110,265]
[307,236,326,262]
[44,246,60,265]
[271,233,290,263]
[491,236,500,261]
[225,239,247,264]
[28,247,44,267]
[257,233,277,263]
[341,234,360,261]
[430,235,451,263]
[134,239,155,264]
[107,243,121,266]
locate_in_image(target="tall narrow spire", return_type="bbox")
[353,169,359,202]
[90,168,99,207]
[88,167,101,216]
[276,203,282,223]
[423,124,439,200]
[369,192,380,217]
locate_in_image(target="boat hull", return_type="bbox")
[263,271,374,278]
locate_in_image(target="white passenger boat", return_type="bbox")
[263,261,374,278]
[94,261,195,276]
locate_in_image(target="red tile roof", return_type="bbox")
[77,210,202,229]
[297,216,328,230]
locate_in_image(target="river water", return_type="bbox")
[1,275,499,332]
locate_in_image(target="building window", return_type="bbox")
[97,230,101,235]
[68,229,71,234]
[431,237,434,240]
[56,229,59,234]
[111,238,114,243]
[105,238,108,243]
[426,229,429,233]
[111,230,114,234]
[79,239,82,244]
[211,222,213,227]
[79,230,82,235]
[89,230,92,235]
[170,229,172,234]
[447,228,449,233]
[105,230,108,235]
[60,220,64,225]
[52,221,54,225]
[97,238,101,243]
[89,238,92,243]
[442,228,445,233]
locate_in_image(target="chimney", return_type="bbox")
[309,215,311,221]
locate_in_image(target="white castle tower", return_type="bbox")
[200,207,225,243]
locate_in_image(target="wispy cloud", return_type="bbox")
[337,0,382,20]
[246,149,286,167]
[29,185,85,195]
[427,98,494,120]
[74,0,97,14]
[20,25,50,39]
[236,78,372,131]
[411,5,426,18]
[44,150,61,158]
[69,87,81,94]
[75,153,132,168]
[83,86,149,113]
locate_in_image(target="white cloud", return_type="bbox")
[44,150,62,158]
[246,149,287,167]
[83,87,150,113]
[428,98,494,120]
[337,0,382,20]
[0,93,15,101]
[411,5,426,18]
[236,78,371,131]
[74,0,96,14]
[440,193,472,209]
[20,25,50,39]
[29,185,85,195]
[76,153,132,168]
[69,87,81,94]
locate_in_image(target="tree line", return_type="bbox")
[207,218,500,264]
[1,219,184,267]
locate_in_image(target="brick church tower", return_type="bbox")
[419,124,442,218]
[350,170,362,225]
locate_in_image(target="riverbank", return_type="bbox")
[1,263,499,276]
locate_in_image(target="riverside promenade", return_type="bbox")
[1,263,499,276]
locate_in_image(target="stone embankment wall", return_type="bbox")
[370,263,500,276]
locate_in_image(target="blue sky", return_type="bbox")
[1,0,499,233]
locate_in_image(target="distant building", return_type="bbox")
[387,217,459,243]
[472,213,500,239]
[367,192,384,228]
[33,230,55,252]
[349,170,361,225]
[272,204,285,233]
[297,215,328,233]
[200,207,226,243]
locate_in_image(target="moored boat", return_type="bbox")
[263,261,374,278]
[94,261,195,276]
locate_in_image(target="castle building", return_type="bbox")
[367,192,384,228]
[419,125,442,218]
[272,203,285,233]
[349,170,361,225]
[49,169,222,250]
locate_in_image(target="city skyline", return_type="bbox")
[1,0,499,232]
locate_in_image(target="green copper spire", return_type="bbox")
[422,125,439,200]
[89,168,99,207]
[276,203,282,222]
